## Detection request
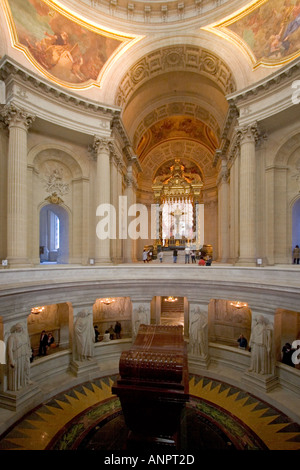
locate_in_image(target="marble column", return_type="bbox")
[94,137,112,264]
[124,165,137,263]
[1,104,35,267]
[237,123,258,266]
[116,160,124,262]
[229,156,239,263]
[218,157,230,263]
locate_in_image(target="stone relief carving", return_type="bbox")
[43,166,70,196]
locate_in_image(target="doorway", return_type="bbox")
[39,204,69,264]
[292,199,300,257]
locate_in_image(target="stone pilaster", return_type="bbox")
[217,157,230,263]
[124,165,137,263]
[1,104,35,267]
[236,123,259,266]
[93,136,112,264]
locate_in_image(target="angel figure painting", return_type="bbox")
[5,0,127,86]
[226,0,300,65]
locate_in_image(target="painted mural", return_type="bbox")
[207,0,300,66]
[136,116,219,159]
[5,0,128,86]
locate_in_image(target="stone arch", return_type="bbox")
[28,143,86,179]
[274,132,300,167]
[138,140,217,194]
[115,44,236,109]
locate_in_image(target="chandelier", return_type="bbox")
[164,296,178,302]
[230,301,248,309]
[31,306,45,314]
[100,298,116,305]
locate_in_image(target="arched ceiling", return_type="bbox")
[117,45,233,193]
[2,0,299,199]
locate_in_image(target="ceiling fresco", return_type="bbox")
[204,0,300,68]
[136,116,219,162]
[3,0,138,88]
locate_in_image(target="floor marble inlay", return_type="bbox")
[0,374,299,451]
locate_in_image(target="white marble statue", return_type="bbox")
[74,310,95,361]
[7,323,32,391]
[189,307,208,357]
[133,305,148,338]
[248,315,273,375]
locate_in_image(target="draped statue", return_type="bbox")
[74,310,95,361]
[133,305,148,338]
[189,307,208,357]
[7,323,32,391]
[249,315,273,375]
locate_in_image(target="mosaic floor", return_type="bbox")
[0,375,300,451]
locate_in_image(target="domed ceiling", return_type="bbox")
[2,0,300,197]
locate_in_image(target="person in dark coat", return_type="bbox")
[39,330,48,356]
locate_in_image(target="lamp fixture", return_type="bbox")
[230,301,248,309]
[31,306,45,315]
[164,296,178,302]
[100,298,116,305]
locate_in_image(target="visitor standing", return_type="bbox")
[293,245,300,264]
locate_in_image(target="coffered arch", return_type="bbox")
[138,139,217,195]
[115,44,236,110]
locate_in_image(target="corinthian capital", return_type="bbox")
[92,136,112,154]
[236,122,259,145]
[1,103,35,130]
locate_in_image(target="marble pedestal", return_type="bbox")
[69,359,100,380]
[188,354,210,370]
[0,383,41,411]
[242,371,279,393]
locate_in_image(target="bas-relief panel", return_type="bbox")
[208,0,300,67]
[4,0,128,86]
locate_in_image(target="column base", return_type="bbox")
[69,359,100,380]
[0,383,40,411]
[188,354,210,370]
[6,257,33,268]
[94,258,113,265]
[235,258,257,267]
[242,370,279,393]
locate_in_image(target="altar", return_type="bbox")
[112,324,189,450]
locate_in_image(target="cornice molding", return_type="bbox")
[0,56,121,118]
[227,58,300,106]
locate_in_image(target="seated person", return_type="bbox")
[198,257,206,266]
[47,332,56,349]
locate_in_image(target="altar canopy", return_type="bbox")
[152,159,203,245]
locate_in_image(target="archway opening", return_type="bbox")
[39,204,69,264]
[292,198,300,259]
